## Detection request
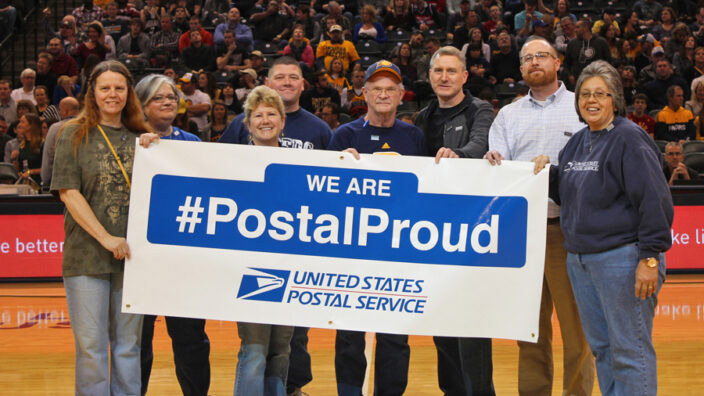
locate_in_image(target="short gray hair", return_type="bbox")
[573,60,626,124]
[665,141,683,151]
[134,74,179,105]
[429,46,466,71]
[20,68,36,78]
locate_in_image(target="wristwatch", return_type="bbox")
[643,257,658,268]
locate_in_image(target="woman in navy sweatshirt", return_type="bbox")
[532,60,673,396]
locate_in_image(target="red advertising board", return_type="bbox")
[0,215,64,278]
[1,205,703,279]
[666,205,704,270]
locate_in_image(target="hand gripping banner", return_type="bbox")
[123,140,549,341]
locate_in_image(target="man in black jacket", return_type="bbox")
[414,45,496,395]
[416,46,494,159]
[181,30,216,71]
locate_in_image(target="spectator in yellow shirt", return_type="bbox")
[316,24,360,72]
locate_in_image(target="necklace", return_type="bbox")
[588,131,599,153]
[582,38,594,59]
[588,123,614,152]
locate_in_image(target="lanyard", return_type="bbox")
[97,124,131,191]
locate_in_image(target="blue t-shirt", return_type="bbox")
[161,126,201,141]
[329,117,428,156]
[218,107,332,149]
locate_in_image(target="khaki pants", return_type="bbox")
[517,221,595,396]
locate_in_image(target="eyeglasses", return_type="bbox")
[520,51,555,64]
[665,152,684,156]
[368,87,399,95]
[151,95,179,103]
[579,91,612,100]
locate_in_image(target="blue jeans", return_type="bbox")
[234,322,294,396]
[64,272,143,396]
[567,243,665,396]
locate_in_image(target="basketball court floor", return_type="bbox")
[1,274,702,395]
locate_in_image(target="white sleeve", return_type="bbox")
[488,107,511,160]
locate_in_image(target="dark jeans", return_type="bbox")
[141,315,211,396]
[433,336,495,396]
[335,330,409,396]
[286,326,313,393]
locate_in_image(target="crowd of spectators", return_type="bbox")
[3,0,704,186]
[0,1,692,395]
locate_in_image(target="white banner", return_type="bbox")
[123,140,548,341]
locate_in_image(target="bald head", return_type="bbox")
[59,97,80,118]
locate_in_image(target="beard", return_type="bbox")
[523,67,556,87]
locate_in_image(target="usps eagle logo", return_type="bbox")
[237,268,291,302]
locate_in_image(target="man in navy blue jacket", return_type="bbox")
[330,60,423,396]
[330,60,458,396]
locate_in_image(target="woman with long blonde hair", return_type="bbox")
[353,4,387,43]
[689,81,704,140]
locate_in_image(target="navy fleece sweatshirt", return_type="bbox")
[550,116,673,259]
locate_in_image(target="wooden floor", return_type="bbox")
[1,275,703,395]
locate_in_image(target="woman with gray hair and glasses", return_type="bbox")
[134,74,210,396]
[532,60,673,396]
[135,74,202,142]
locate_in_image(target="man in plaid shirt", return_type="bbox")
[150,15,181,65]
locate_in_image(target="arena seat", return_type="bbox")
[683,140,704,154]
[356,39,382,56]
[654,140,668,153]
[0,163,18,184]
[684,152,704,173]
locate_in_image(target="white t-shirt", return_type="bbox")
[11,88,37,105]
[236,87,252,103]
[180,89,211,134]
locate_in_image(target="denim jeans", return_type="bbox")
[286,326,312,393]
[433,336,494,396]
[234,322,294,396]
[335,330,410,396]
[567,243,665,396]
[140,315,210,396]
[64,272,143,396]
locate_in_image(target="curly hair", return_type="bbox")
[243,86,285,126]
